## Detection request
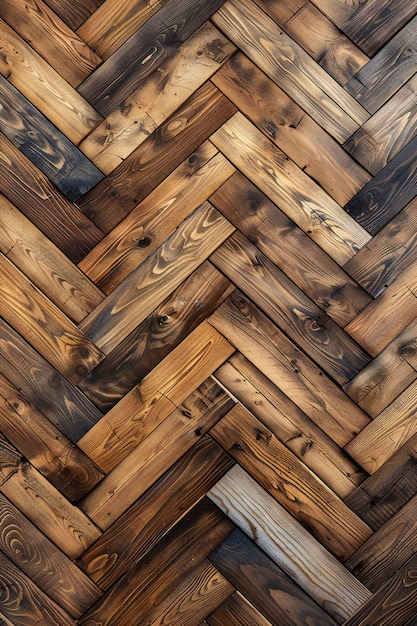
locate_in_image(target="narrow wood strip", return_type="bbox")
[77,0,227,116]
[79,379,234,529]
[211,232,371,384]
[210,171,372,327]
[135,560,235,626]
[0,373,103,502]
[79,143,235,292]
[207,591,274,626]
[79,499,235,626]
[0,493,102,618]
[79,24,236,173]
[212,53,371,207]
[77,83,237,232]
[79,203,235,353]
[0,462,101,560]
[209,290,371,446]
[345,15,417,114]
[212,0,369,141]
[0,0,101,87]
[346,494,417,592]
[0,254,104,385]
[209,466,371,623]
[0,19,102,143]
[345,135,417,235]
[344,196,417,298]
[209,529,338,626]
[0,319,102,443]
[344,74,417,175]
[76,0,165,59]
[342,552,417,626]
[78,262,233,411]
[342,0,417,56]
[210,404,372,559]
[78,325,235,472]
[346,432,417,530]
[344,318,417,417]
[0,134,104,263]
[0,551,77,626]
[0,79,104,202]
[0,194,104,324]
[215,356,366,498]
[345,380,417,474]
[77,436,233,589]
[43,0,104,30]
[211,112,371,265]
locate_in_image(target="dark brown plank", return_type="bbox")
[0,133,103,263]
[77,0,227,116]
[209,529,337,626]
[79,498,235,626]
[77,82,237,232]
[0,319,102,442]
[207,592,274,626]
[79,262,233,411]
[77,436,233,589]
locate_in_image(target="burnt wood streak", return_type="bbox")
[1,1,417,624]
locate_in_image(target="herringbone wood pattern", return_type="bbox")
[1,0,417,624]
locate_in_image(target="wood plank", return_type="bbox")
[79,378,234,529]
[0,373,103,502]
[79,203,235,353]
[211,112,371,265]
[346,494,417,592]
[0,134,104,263]
[79,25,236,173]
[345,135,417,235]
[253,0,368,84]
[207,591,274,626]
[0,493,102,618]
[212,53,371,207]
[0,194,104,324]
[0,19,102,143]
[0,461,101,560]
[208,466,372,624]
[344,74,417,175]
[344,196,417,298]
[345,380,417,474]
[342,0,417,56]
[343,318,417,417]
[215,356,367,498]
[76,0,166,59]
[209,290,371,446]
[0,79,104,202]
[77,0,227,116]
[79,143,235,292]
[78,262,233,411]
[345,15,417,114]
[212,0,369,142]
[43,0,104,30]
[79,498,235,626]
[308,0,359,27]
[0,319,102,443]
[0,0,101,87]
[342,552,417,626]
[209,529,338,626]
[210,171,372,327]
[210,403,372,559]
[211,232,371,384]
[77,436,233,589]
[135,560,234,626]
[77,82,237,231]
[0,254,104,385]
[346,432,417,530]
[0,551,77,626]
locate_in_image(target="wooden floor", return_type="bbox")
[1,0,417,624]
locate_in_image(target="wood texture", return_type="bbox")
[1,1,417,624]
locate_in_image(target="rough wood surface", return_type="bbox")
[1,0,417,624]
